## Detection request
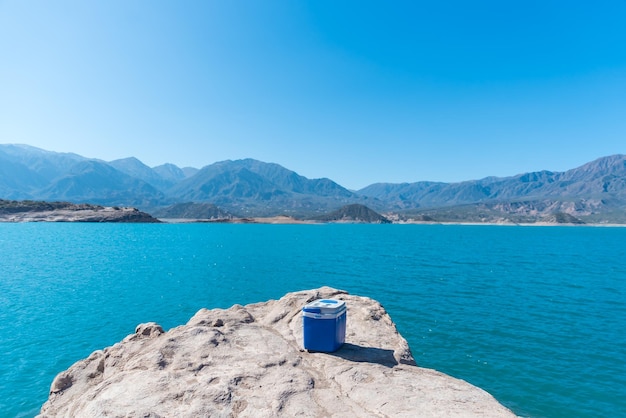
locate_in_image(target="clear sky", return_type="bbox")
[1,1,625,189]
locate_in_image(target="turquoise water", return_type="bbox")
[1,224,625,417]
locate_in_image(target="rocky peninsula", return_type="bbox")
[0,200,159,222]
[38,287,515,417]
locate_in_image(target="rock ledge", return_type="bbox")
[38,287,515,417]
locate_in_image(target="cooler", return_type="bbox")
[302,299,346,352]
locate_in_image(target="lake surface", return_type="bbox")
[1,223,625,417]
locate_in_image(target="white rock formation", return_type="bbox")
[38,287,516,417]
[0,206,159,223]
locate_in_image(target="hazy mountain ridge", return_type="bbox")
[0,145,367,217]
[166,158,366,216]
[38,160,168,207]
[359,155,626,208]
[0,144,88,198]
[152,163,190,185]
[1,144,625,223]
[108,157,175,191]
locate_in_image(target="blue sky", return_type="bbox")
[1,1,625,189]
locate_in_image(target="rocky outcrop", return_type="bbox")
[0,200,160,222]
[541,212,585,224]
[313,204,391,223]
[38,287,515,417]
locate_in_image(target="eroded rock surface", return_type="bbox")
[39,287,515,417]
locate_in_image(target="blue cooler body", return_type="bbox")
[302,299,346,352]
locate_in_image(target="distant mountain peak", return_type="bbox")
[110,156,144,164]
[1,143,87,159]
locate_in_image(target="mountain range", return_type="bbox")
[1,144,625,223]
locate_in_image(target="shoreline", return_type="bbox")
[157,216,626,227]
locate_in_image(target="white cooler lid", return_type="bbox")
[302,299,346,314]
